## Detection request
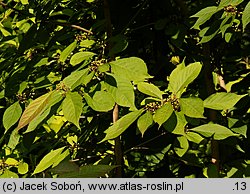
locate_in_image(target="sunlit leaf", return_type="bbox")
[70,51,96,66]
[242,1,250,31]
[101,109,144,142]
[185,132,204,144]
[18,162,29,174]
[180,97,205,118]
[204,92,246,110]
[62,68,91,90]
[17,91,54,130]
[32,147,66,175]
[137,82,164,99]
[59,41,77,63]
[217,0,244,10]
[0,169,18,178]
[84,91,115,112]
[7,128,20,150]
[62,92,83,128]
[104,75,136,110]
[153,102,173,128]
[174,136,189,157]
[3,101,22,133]
[137,111,153,137]
[190,123,238,140]
[169,62,202,96]
[110,57,153,82]
[190,6,217,30]
[25,91,63,133]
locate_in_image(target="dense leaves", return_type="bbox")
[0,0,249,178]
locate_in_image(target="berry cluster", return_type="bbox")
[224,5,242,16]
[89,59,106,72]
[144,102,161,113]
[16,92,35,104]
[170,97,180,112]
[75,33,88,42]
[56,82,70,96]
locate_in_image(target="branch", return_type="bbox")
[103,0,123,178]
[202,43,220,172]
[49,21,93,34]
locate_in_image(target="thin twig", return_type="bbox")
[124,132,167,154]
[50,21,93,34]
[103,0,123,178]
[121,0,149,34]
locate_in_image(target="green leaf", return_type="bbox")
[168,62,202,96]
[242,1,250,31]
[32,147,66,175]
[18,162,29,174]
[7,128,20,150]
[153,102,173,128]
[20,0,29,5]
[174,136,189,157]
[54,164,117,178]
[52,149,70,168]
[198,22,220,44]
[137,111,153,137]
[228,117,239,128]
[98,63,110,73]
[34,57,48,67]
[190,123,238,140]
[25,91,63,133]
[224,32,233,43]
[180,97,205,118]
[80,39,95,48]
[0,169,18,178]
[62,68,91,90]
[3,101,22,133]
[0,26,11,36]
[231,125,247,138]
[25,108,49,133]
[70,51,96,66]
[84,91,115,112]
[109,34,128,56]
[218,0,244,10]
[62,92,83,128]
[137,82,164,99]
[101,109,144,142]
[17,91,54,130]
[185,132,204,144]
[50,160,79,174]
[190,6,218,30]
[59,41,77,63]
[110,57,153,82]
[204,92,246,110]
[5,158,18,166]
[104,75,136,110]
[172,112,187,135]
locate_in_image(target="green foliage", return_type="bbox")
[242,2,250,30]
[137,111,154,137]
[33,147,69,175]
[101,109,144,142]
[62,92,83,129]
[190,123,238,140]
[0,0,249,178]
[204,92,246,110]
[3,102,22,132]
[153,103,173,128]
[168,62,202,97]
